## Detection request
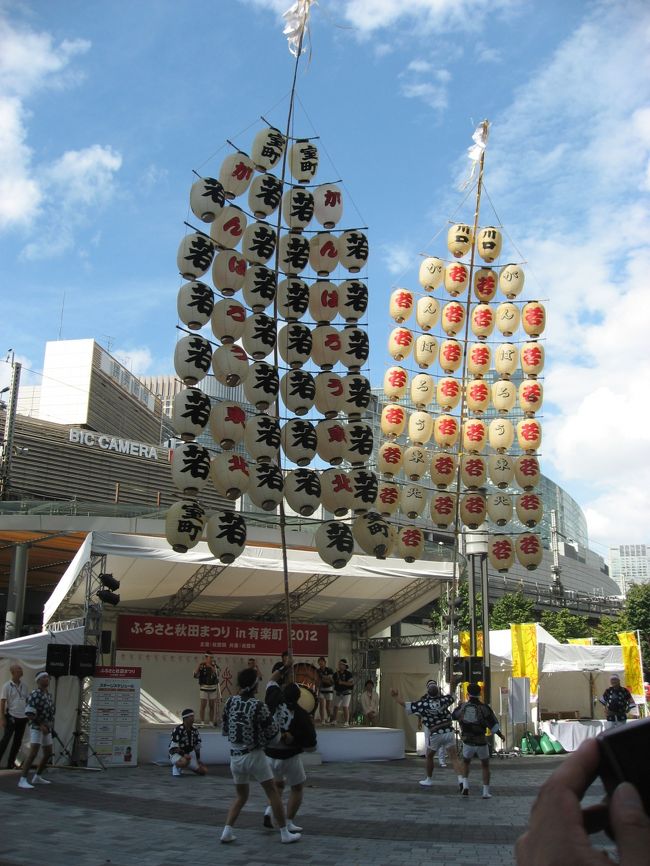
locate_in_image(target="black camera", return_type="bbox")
[597,717,650,816]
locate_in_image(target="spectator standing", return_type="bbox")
[360,680,379,726]
[0,664,29,769]
[330,659,354,727]
[193,654,221,725]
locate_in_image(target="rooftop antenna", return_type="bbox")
[58,291,65,339]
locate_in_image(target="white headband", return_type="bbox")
[35,671,49,682]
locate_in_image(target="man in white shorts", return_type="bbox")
[19,671,55,790]
[330,658,354,726]
[193,653,221,725]
[168,708,207,776]
[452,682,504,799]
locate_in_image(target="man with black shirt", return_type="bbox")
[330,659,354,727]
[19,671,55,790]
[169,708,206,776]
[452,683,504,799]
[598,675,634,727]
[316,656,334,724]
[193,653,221,725]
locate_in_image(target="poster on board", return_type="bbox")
[88,666,141,767]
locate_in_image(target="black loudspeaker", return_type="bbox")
[100,630,112,655]
[428,644,441,664]
[70,644,97,678]
[46,644,71,678]
[445,656,465,680]
[467,656,484,683]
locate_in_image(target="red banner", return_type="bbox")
[116,614,328,656]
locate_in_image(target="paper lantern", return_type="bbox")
[389,288,414,324]
[430,493,457,528]
[476,226,502,263]
[210,452,250,500]
[339,326,369,371]
[516,493,543,527]
[461,455,487,489]
[517,419,542,453]
[219,152,255,199]
[436,377,460,411]
[171,442,211,494]
[177,281,214,330]
[315,521,354,569]
[381,404,406,439]
[278,322,313,368]
[430,452,457,488]
[487,493,512,527]
[444,262,469,296]
[460,493,486,529]
[247,173,283,219]
[519,380,543,414]
[242,264,277,312]
[488,536,515,573]
[441,301,466,337]
[243,361,279,411]
[211,204,247,249]
[376,481,400,516]
[311,325,342,370]
[520,341,545,378]
[467,343,491,377]
[211,298,246,344]
[488,454,515,489]
[434,414,459,448]
[377,441,403,476]
[284,468,321,516]
[338,279,368,322]
[353,512,389,557]
[212,344,249,387]
[241,221,276,265]
[463,419,487,454]
[320,469,353,516]
[242,312,276,360]
[244,414,281,463]
[309,232,339,275]
[174,334,212,385]
[315,373,344,419]
[499,263,525,299]
[494,343,519,378]
[410,334,436,370]
[447,223,473,258]
[251,126,286,172]
[349,468,378,514]
[415,296,440,332]
[471,304,495,340]
[515,533,543,570]
[209,402,246,450]
[282,186,314,232]
[173,388,212,441]
[211,249,247,296]
[466,380,490,414]
[418,256,445,291]
[313,183,343,228]
[397,527,425,563]
[495,302,520,337]
[343,421,374,466]
[280,369,316,416]
[522,301,546,338]
[408,412,433,447]
[514,456,541,491]
[206,511,247,564]
[473,267,497,302]
[248,463,284,511]
[277,277,309,320]
[383,366,408,401]
[491,379,517,414]
[281,419,317,466]
[289,139,319,183]
[388,327,413,362]
[438,339,462,374]
[309,280,339,324]
[403,445,429,480]
[488,418,514,452]
[410,373,435,409]
[341,373,371,419]
[400,483,426,519]
[166,500,205,552]
[177,232,215,280]
[339,230,369,272]
[278,233,310,275]
[190,177,225,223]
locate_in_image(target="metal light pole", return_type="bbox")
[464,525,491,704]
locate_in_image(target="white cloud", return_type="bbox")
[112,347,154,377]
[381,241,417,276]
[399,63,451,110]
[342,0,521,35]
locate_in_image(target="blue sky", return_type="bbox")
[1,0,649,554]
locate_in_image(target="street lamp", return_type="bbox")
[463,524,491,704]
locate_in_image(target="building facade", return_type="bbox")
[609,544,650,593]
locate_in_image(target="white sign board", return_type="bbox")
[89,666,142,767]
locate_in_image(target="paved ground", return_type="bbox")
[0,752,614,866]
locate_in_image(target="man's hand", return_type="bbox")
[390,689,399,698]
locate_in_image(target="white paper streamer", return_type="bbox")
[283,0,315,56]
[462,120,490,189]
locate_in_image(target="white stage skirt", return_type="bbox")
[540,719,618,751]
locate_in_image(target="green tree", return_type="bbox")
[592,615,624,646]
[622,583,650,669]
[541,608,590,643]
[429,578,473,631]
[489,591,536,630]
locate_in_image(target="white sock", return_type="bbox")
[264,805,272,817]
[462,778,469,789]
[457,775,464,784]
[483,785,490,796]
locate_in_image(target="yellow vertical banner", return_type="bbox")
[459,631,483,657]
[568,638,594,645]
[511,623,538,695]
[617,631,644,699]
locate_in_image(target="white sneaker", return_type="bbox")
[18,777,34,789]
[172,766,183,776]
[220,827,236,844]
[287,821,303,832]
[280,830,301,844]
[482,792,492,799]
[31,775,52,785]
[439,761,447,768]
[343,722,350,727]
[419,778,434,787]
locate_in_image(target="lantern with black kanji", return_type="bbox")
[248,173,283,219]
[289,139,319,183]
[434,414,459,449]
[177,281,214,330]
[278,322,313,369]
[381,404,406,439]
[460,493,486,529]
[341,373,371,419]
[211,204,247,249]
[410,373,435,409]
[514,455,541,491]
[309,232,339,276]
[212,344,249,387]
[278,233,310,275]
[516,493,543,527]
[219,152,255,199]
[310,280,339,324]
[320,469,352,516]
[519,380,543,414]
[466,380,490,414]
[515,533,543,570]
[444,262,469,296]
[349,468,378,514]
[430,452,457,488]
[467,343,491,378]
[177,232,215,280]
[277,277,309,321]
[418,256,445,291]
[463,419,487,454]
[210,452,250,500]
[411,334,437,370]
[315,520,354,569]
[340,326,369,372]
[243,264,276,312]
[316,419,348,465]
[400,483,426,519]
[488,454,515,489]
[522,301,546,338]
[311,325,342,370]
[282,186,314,232]
[242,312,276,360]
[491,379,517,414]
[461,455,487,489]
[520,341,545,377]
[248,463,284,511]
[397,526,425,563]
[403,445,429,480]
[430,492,457,528]
[487,493,512,527]
[339,229,369,273]
[499,263,525,299]
[338,279,368,322]
[171,442,211,494]
[211,249,247,296]
[211,297,246,344]
[438,338,462,374]
[415,296,440,332]
[206,510,247,564]
[388,327,413,362]
[447,223,473,258]
[488,536,515,573]
[488,418,514,452]
[284,468,321,517]
[390,288,414,323]
[408,411,433,447]
[244,414,281,463]
[209,402,246,450]
[241,221,276,266]
[280,369,316,416]
[281,418,317,466]
[495,302,520,337]
[166,500,205,553]
[471,304,495,340]
[473,267,497,302]
[190,177,225,223]
[476,226,502,263]
[174,334,212,385]
[441,301,466,337]
[251,126,286,172]
[494,343,519,378]
[344,421,374,466]
[243,361,279,411]
[436,377,460,411]
[377,441,403,476]
[313,182,343,228]
[172,388,212,441]
[516,418,542,453]
[376,481,400,516]
[353,512,389,557]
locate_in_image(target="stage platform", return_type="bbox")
[139,724,405,765]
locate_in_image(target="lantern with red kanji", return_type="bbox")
[467,343,491,377]
[377,441,403,476]
[211,298,246,344]
[444,262,469,296]
[251,126,286,172]
[340,326,369,372]
[476,226,502,263]
[284,468,321,517]
[438,338,463,374]
[494,343,519,378]
[517,419,542,453]
[430,492,457,528]
[353,512,390,557]
[280,369,316,416]
[414,334,439,369]
[313,183,343,228]
[442,301,466,337]
[514,455,541,491]
[434,414,460,448]
[488,454,515,489]
[315,520,354,569]
[173,387,212,441]
[177,281,214,330]
[310,280,339,324]
[338,279,368,322]
[418,256,445,291]
[487,493,512,527]
[316,419,348,466]
[282,186,315,232]
[466,380,490,414]
[243,264,276,312]
[522,301,546,338]
[211,249,247,296]
[473,267,497,302]
[281,418,317,466]
[461,455,487,489]
[190,177,225,223]
[447,223,473,258]
[488,536,515,573]
[243,361,279,411]
[314,372,344,419]
[209,402,247,450]
[471,304,495,340]
[174,335,212,386]
[349,468,378,515]
[278,233,309,275]
[516,493,543,527]
[248,173,283,219]
[206,511,247,564]
[311,325,342,370]
[430,452,457,488]
[166,500,205,553]
[241,221,276,266]
[389,288,414,324]
[460,493,486,529]
[244,414,281,463]
[491,379,517,414]
[242,312,277,360]
[499,263,525,299]
[278,322,313,369]
[520,341,545,377]
[210,452,250,500]
[219,152,255,199]
[211,204,247,249]
[415,296,440,332]
[171,442,211,494]
[515,533,543,570]
[408,411,433,446]
[289,138,319,183]
[488,418,514,452]
[341,373,371,419]
[248,462,284,512]
[212,344,249,387]
[436,376,461,411]
[463,419,487,454]
[519,380,543,414]
[344,421,374,466]
[376,481,400,516]
[309,232,339,276]
[388,328,412,362]
[397,526,425,563]
[495,302,520,337]
[403,445,429,480]
[410,373,435,409]
[177,232,215,280]
[320,468,353,516]
[400,483,426,519]
[339,230,369,273]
